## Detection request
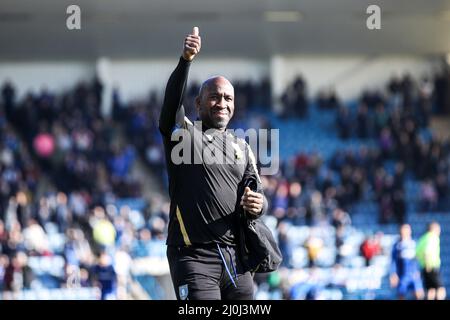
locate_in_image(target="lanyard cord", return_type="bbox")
[217,243,237,288]
[226,246,238,281]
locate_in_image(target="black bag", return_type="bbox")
[236,179,282,273]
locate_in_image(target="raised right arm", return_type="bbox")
[159,27,201,137]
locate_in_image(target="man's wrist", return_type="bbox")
[181,54,194,62]
[246,208,263,219]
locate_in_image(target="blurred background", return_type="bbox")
[0,0,450,300]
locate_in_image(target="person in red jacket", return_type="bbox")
[360,233,382,266]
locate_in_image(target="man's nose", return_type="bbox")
[217,96,227,108]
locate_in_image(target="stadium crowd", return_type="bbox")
[0,64,449,299]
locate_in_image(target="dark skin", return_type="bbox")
[182,27,263,215]
[195,76,235,132]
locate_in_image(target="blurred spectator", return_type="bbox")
[33,132,55,159]
[334,226,345,265]
[433,66,450,115]
[336,106,352,139]
[131,226,165,258]
[305,234,324,268]
[420,180,438,212]
[273,183,289,213]
[331,207,351,264]
[356,103,370,139]
[317,88,341,110]
[389,224,424,300]
[55,192,72,232]
[131,228,152,258]
[1,81,16,121]
[331,208,351,231]
[79,267,92,288]
[2,221,26,256]
[392,190,406,225]
[0,219,7,239]
[305,191,326,226]
[91,207,116,254]
[360,234,382,266]
[281,76,308,118]
[416,222,446,300]
[277,222,293,268]
[91,251,117,300]
[114,246,132,299]
[108,145,135,181]
[3,251,33,292]
[374,104,389,136]
[22,218,50,255]
[0,254,8,291]
[417,76,433,128]
[64,227,94,267]
[0,63,449,300]
[435,173,449,211]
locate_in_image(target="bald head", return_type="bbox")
[198,76,234,99]
[195,75,235,131]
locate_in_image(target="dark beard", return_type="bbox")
[202,114,229,130]
[211,117,229,129]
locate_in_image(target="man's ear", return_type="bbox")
[195,96,201,112]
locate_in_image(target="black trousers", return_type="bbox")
[422,268,443,289]
[167,244,254,300]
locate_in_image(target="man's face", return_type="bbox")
[400,224,411,240]
[196,77,235,130]
[431,223,441,236]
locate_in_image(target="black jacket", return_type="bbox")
[159,57,267,247]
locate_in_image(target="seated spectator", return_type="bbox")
[305,191,326,226]
[0,63,449,300]
[336,106,352,140]
[0,220,7,246]
[2,221,26,257]
[3,251,33,292]
[360,234,382,266]
[420,180,438,212]
[91,207,116,254]
[356,103,370,138]
[435,173,449,211]
[22,218,50,255]
[0,254,9,291]
[91,251,117,300]
[131,228,152,258]
[114,246,132,299]
[379,127,394,160]
[281,76,308,118]
[131,227,165,259]
[392,189,406,225]
[277,221,293,268]
[305,234,324,268]
[331,208,351,231]
[272,183,289,212]
[374,104,389,136]
[317,88,341,110]
[64,228,94,267]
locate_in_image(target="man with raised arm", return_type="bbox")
[159,27,267,300]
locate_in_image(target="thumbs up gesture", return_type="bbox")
[183,26,201,61]
[241,186,264,216]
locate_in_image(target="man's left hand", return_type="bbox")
[241,187,263,216]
